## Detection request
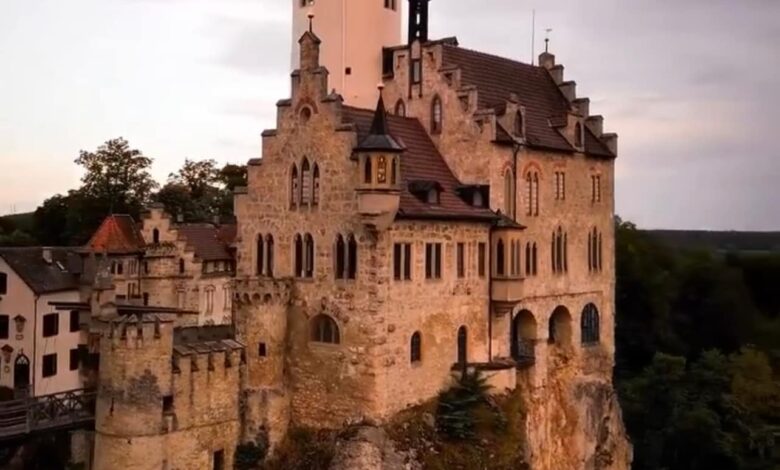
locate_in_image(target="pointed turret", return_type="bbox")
[356,87,403,232]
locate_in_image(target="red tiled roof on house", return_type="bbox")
[177,224,235,261]
[86,215,146,254]
[343,106,497,222]
[441,44,614,158]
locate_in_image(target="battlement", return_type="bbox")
[233,277,293,307]
[98,314,175,349]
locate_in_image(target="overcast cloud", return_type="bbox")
[0,0,778,230]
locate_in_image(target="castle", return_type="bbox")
[32,1,632,468]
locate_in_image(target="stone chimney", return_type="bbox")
[559,81,577,102]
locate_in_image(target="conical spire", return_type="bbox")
[356,85,403,152]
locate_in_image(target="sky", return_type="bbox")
[1,0,778,230]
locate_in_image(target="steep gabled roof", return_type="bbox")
[0,247,78,294]
[176,224,235,261]
[86,214,146,254]
[441,44,614,158]
[343,106,496,222]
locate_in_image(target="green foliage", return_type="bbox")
[436,369,492,440]
[262,428,336,470]
[234,431,269,470]
[616,220,780,470]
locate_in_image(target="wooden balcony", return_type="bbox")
[491,275,525,316]
[0,388,96,442]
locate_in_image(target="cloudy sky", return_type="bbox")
[1,0,778,230]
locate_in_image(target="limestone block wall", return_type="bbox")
[374,220,492,418]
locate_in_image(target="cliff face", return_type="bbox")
[328,362,632,470]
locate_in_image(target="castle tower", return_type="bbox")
[291,0,403,108]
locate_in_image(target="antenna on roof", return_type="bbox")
[530,9,536,65]
[545,28,553,53]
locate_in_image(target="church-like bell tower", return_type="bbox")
[291,0,403,108]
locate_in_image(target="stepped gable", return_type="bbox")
[0,247,78,294]
[176,223,234,261]
[86,214,146,254]
[343,106,496,221]
[441,44,614,158]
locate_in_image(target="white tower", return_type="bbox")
[291,0,403,109]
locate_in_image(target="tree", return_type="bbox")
[168,159,220,199]
[75,137,157,216]
[33,194,70,246]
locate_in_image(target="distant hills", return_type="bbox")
[644,230,780,254]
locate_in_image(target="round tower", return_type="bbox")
[291,0,403,108]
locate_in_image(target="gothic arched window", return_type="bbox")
[294,234,303,277]
[290,164,299,208]
[515,110,524,137]
[504,170,514,216]
[410,331,422,363]
[364,157,373,184]
[312,163,320,206]
[311,314,340,344]
[335,234,346,279]
[581,303,600,344]
[304,233,315,278]
[152,228,160,244]
[347,234,358,280]
[265,234,275,277]
[431,96,443,134]
[301,158,311,205]
[390,157,398,186]
[256,234,264,276]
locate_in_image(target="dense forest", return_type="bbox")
[615,220,780,469]
[1,138,779,469]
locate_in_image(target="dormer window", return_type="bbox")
[395,100,406,117]
[473,191,484,208]
[427,188,440,204]
[514,110,524,138]
[574,122,583,148]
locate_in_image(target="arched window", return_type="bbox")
[290,164,299,207]
[179,258,185,275]
[511,310,537,362]
[504,170,514,216]
[515,110,524,137]
[204,286,215,314]
[457,326,468,364]
[347,234,358,280]
[311,314,340,344]
[525,171,540,216]
[549,306,572,345]
[574,122,583,148]
[431,96,442,134]
[525,243,532,275]
[256,234,265,275]
[294,234,303,277]
[598,233,603,272]
[335,234,346,279]
[364,157,373,184]
[410,331,422,363]
[509,240,517,276]
[152,228,160,244]
[532,243,538,275]
[581,304,600,344]
[265,234,275,277]
[390,157,398,185]
[14,353,30,390]
[301,158,311,205]
[395,99,406,117]
[496,239,505,276]
[552,227,566,274]
[312,164,320,206]
[304,233,315,278]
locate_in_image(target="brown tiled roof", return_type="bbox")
[343,107,496,222]
[176,224,234,261]
[0,247,78,294]
[441,45,614,158]
[86,215,146,254]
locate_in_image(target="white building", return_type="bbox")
[0,248,83,397]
